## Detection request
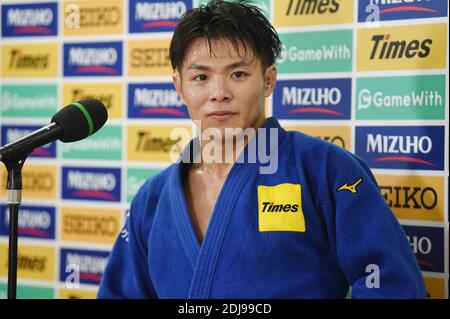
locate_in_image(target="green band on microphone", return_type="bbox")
[72,102,94,136]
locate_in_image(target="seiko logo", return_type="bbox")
[279,44,350,63]
[23,172,54,191]
[367,134,432,154]
[358,88,443,110]
[67,171,116,191]
[135,1,187,20]
[71,89,113,110]
[134,88,183,107]
[7,8,53,27]
[9,49,49,69]
[286,0,339,15]
[380,185,437,210]
[66,253,107,275]
[131,48,170,68]
[370,34,432,60]
[136,132,182,153]
[18,254,46,271]
[407,235,432,255]
[76,6,120,27]
[69,48,117,66]
[282,87,341,106]
[63,215,118,236]
[261,202,299,213]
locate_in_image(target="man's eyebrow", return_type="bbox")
[186,61,252,71]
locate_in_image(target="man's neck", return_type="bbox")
[195,117,267,171]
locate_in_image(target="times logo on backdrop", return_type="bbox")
[357,24,447,71]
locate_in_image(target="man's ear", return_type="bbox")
[173,71,184,100]
[264,65,277,97]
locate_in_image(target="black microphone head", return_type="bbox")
[51,99,108,142]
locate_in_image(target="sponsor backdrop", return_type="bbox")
[0,0,448,299]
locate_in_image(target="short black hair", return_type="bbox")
[169,0,282,72]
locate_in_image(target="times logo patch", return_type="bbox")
[257,183,305,232]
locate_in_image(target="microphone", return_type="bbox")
[0,99,108,163]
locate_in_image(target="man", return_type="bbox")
[98,0,426,298]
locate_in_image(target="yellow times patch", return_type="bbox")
[258,183,305,232]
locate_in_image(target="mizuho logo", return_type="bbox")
[367,134,432,154]
[134,88,183,107]
[282,86,341,106]
[370,0,434,6]
[69,48,117,66]
[366,0,440,16]
[7,8,53,27]
[66,253,108,276]
[20,211,51,229]
[370,34,432,60]
[407,235,432,255]
[67,171,116,191]
[4,209,51,229]
[135,1,187,20]
[5,128,51,151]
[261,202,299,213]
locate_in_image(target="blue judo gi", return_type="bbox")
[98,117,426,298]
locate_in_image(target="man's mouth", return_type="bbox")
[208,111,236,121]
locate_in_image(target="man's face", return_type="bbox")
[173,37,277,135]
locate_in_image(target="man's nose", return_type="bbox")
[209,76,231,102]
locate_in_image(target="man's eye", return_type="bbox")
[232,71,247,79]
[194,74,208,81]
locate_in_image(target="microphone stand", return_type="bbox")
[3,157,26,299]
